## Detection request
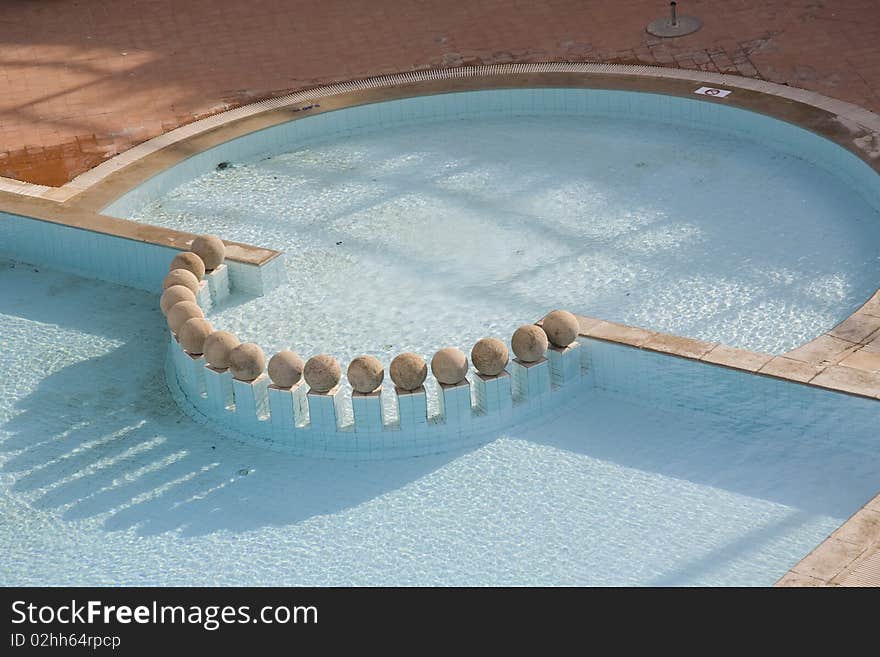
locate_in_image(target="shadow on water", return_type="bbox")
[1,260,877,586]
[1,335,462,538]
[0,262,462,537]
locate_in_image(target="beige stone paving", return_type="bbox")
[778,497,880,587]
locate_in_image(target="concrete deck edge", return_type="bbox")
[2,63,879,201]
[775,492,880,587]
[0,190,279,266]
[573,314,880,400]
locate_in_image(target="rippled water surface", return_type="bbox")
[2,262,879,585]
[131,114,880,364]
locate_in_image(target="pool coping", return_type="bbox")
[774,492,880,587]
[1,63,879,584]
[569,312,880,401]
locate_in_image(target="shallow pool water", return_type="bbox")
[2,261,878,586]
[131,113,880,366]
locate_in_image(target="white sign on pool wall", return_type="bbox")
[694,86,733,98]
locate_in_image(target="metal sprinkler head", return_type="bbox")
[647,2,702,38]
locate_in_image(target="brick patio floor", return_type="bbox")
[2,0,879,185]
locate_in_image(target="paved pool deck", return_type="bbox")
[3,0,880,186]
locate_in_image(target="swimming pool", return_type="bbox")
[123,88,880,368]
[2,73,879,586]
[1,261,877,585]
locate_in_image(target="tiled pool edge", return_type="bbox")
[571,314,880,402]
[782,293,880,392]
[0,198,282,293]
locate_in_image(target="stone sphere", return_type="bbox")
[268,350,305,388]
[166,300,204,334]
[471,337,509,376]
[511,325,548,362]
[163,268,200,293]
[431,347,468,385]
[179,317,214,354]
[304,354,342,392]
[169,251,206,280]
[204,331,240,369]
[389,352,428,391]
[160,284,196,314]
[347,355,384,393]
[228,343,266,382]
[191,235,226,270]
[542,309,579,347]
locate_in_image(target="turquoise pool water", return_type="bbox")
[125,90,880,369]
[1,261,877,586]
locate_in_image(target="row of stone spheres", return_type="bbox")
[159,234,580,394]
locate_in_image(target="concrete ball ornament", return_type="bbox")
[470,337,509,376]
[268,350,305,388]
[430,347,468,385]
[166,300,204,334]
[347,355,384,393]
[228,343,267,382]
[203,331,240,370]
[541,309,579,348]
[169,252,206,280]
[511,325,548,362]
[304,354,342,392]
[179,317,214,354]
[163,268,200,293]
[191,235,226,271]
[160,284,196,314]
[389,353,428,391]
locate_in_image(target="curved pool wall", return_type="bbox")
[168,261,583,458]
[103,87,880,220]
[170,261,878,460]
[91,83,880,457]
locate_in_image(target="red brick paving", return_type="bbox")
[1,0,879,186]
